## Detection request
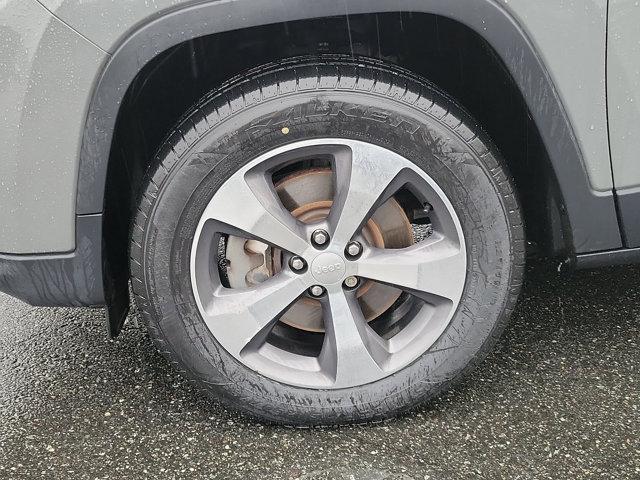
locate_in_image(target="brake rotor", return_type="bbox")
[225,167,414,332]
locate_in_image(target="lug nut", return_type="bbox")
[311,229,329,246]
[345,241,363,258]
[344,276,359,289]
[289,256,306,272]
[309,285,325,297]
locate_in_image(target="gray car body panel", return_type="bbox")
[608,0,640,190]
[607,0,640,247]
[0,0,106,253]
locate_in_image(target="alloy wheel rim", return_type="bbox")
[190,139,467,389]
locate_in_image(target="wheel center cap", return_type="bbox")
[310,252,346,284]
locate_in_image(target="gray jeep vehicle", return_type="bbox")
[0,0,638,425]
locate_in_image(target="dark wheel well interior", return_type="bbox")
[104,12,566,316]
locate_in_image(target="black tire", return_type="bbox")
[130,56,525,425]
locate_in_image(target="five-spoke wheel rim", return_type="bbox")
[190,139,467,389]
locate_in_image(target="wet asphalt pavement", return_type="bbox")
[0,261,638,479]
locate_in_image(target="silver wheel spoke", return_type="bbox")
[203,273,307,357]
[357,233,466,302]
[201,171,309,256]
[329,143,405,246]
[319,286,388,387]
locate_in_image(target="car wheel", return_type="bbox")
[130,56,525,425]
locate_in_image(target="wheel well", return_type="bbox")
[104,12,566,327]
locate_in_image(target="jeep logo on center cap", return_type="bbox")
[310,253,347,284]
[314,263,342,275]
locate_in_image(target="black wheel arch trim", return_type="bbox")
[574,247,640,269]
[77,0,623,254]
[0,214,105,307]
[0,213,129,336]
[616,187,640,248]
